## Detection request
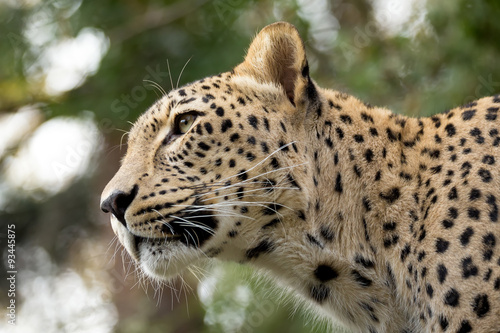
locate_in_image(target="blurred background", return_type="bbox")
[1,0,499,332]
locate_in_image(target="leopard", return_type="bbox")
[100,22,500,332]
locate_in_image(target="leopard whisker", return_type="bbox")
[166,59,174,92]
[176,56,192,89]
[170,215,215,235]
[192,162,306,198]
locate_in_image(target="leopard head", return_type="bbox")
[100,22,321,280]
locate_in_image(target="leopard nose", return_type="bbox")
[100,185,138,227]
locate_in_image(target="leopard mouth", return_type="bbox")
[112,209,219,261]
[133,211,218,247]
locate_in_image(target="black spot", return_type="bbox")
[484,268,492,281]
[429,165,442,174]
[287,174,300,189]
[237,97,246,105]
[437,264,448,283]
[461,256,478,278]
[448,187,458,200]
[270,158,280,169]
[386,128,398,142]
[486,107,498,121]
[444,123,456,137]
[362,197,372,211]
[247,136,256,145]
[325,137,333,148]
[380,187,400,203]
[204,122,213,134]
[352,270,372,287]
[335,127,344,139]
[457,320,472,333]
[461,109,476,121]
[340,115,352,124]
[353,134,364,143]
[353,165,362,177]
[245,152,256,162]
[469,188,481,201]
[237,169,248,181]
[197,142,211,151]
[482,233,496,261]
[230,133,240,142]
[435,238,450,253]
[442,219,454,229]
[307,234,323,248]
[426,284,434,298]
[444,288,460,307]
[335,173,343,193]
[360,112,374,123]
[362,218,371,242]
[220,119,233,132]
[370,127,378,136]
[478,168,492,183]
[472,294,490,318]
[482,232,496,248]
[360,303,379,323]
[262,218,280,229]
[278,141,289,152]
[439,315,448,330]
[215,107,224,117]
[315,106,322,117]
[310,284,330,303]
[460,227,474,246]
[400,243,410,262]
[365,149,374,162]
[482,155,495,165]
[248,115,258,129]
[260,142,269,153]
[355,255,375,269]
[246,239,274,259]
[383,221,396,231]
[467,207,480,220]
[487,194,499,222]
[320,225,334,242]
[314,265,339,282]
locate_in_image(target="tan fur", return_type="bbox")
[102,22,500,332]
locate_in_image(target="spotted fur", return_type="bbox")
[101,22,500,332]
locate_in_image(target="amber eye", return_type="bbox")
[175,112,197,134]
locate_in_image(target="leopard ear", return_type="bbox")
[235,22,316,107]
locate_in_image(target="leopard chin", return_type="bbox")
[110,216,207,280]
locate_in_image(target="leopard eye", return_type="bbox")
[175,112,197,134]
